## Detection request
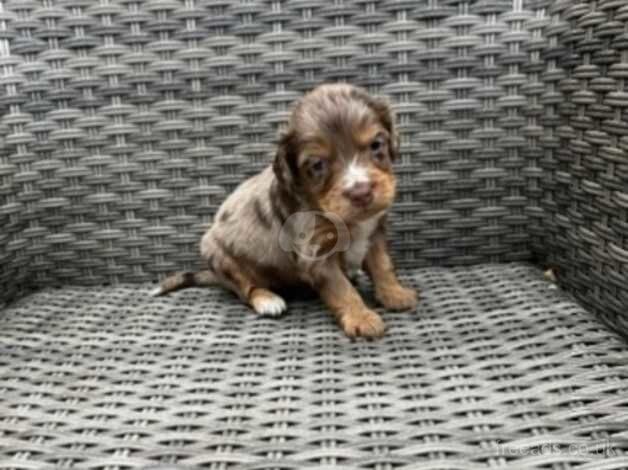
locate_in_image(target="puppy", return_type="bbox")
[152,83,418,338]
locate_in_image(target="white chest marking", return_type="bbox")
[344,215,382,277]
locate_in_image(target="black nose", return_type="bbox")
[343,181,374,207]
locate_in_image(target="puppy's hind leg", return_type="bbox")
[217,257,287,318]
[248,288,287,317]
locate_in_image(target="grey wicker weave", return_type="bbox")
[1,0,628,469]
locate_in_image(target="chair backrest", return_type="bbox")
[0,0,539,293]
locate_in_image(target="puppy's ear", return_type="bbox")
[273,130,300,190]
[368,95,399,161]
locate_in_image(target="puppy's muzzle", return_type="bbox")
[343,181,375,207]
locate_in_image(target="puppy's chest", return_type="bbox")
[342,217,381,276]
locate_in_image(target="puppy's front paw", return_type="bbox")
[340,308,386,339]
[376,285,418,311]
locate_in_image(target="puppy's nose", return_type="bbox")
[343,181,374,207]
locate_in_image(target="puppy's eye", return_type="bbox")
[307,157,328,180]
[370,137,387,162]
[370,139,383,153]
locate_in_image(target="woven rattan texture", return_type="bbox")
[0,0,536,301]
[525,0,628,337]
[2,264,628,470]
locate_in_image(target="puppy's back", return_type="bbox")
[201,166,292,272]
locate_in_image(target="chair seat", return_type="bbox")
[1,263,627,469]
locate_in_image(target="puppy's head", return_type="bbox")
[273,83,398,224]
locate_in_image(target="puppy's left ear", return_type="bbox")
[369,95,399,161]
[273,130,300,190]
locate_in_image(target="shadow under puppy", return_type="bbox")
[153,83,418,338]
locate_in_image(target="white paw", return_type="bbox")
[252,294,287,317]
[149,286,163,297]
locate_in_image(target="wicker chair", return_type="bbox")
[1,0,628,468]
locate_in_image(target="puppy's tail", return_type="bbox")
[150,270,217,297]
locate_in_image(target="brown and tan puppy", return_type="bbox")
[152,83,418,338]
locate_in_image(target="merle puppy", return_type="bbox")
[152,84,418,338]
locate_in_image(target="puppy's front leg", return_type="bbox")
[315,260,386,339]
[365,234,418,311]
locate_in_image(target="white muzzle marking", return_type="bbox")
[343,162,370,190]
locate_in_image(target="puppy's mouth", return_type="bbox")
[336,190,393,223]
[348,199,389,220]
